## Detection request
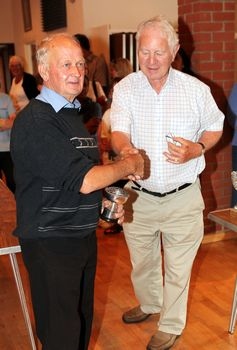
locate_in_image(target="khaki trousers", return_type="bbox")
[123,179,204,335]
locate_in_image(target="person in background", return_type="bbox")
[74,33,109,97]
[79,97,102,137]
[9,55,39,113]
[110,57,133,80]
[98,77,127,234]
[106,57,133,107]
[10,33,144,350]
[0,83,16,192]
[77,75,103,138]
[98,59,133,235]
[227,83,237,207]
[110,15,224,350]
[100,57,133,152]
[99,58,133,162]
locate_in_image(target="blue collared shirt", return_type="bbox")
[36,86,81,112]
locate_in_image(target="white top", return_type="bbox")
[9,77,29,112]
[110,68,224,193]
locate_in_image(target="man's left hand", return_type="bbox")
[102,199,125,225]
[164,137,203,164]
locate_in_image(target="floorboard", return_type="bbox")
[0,228,236,349]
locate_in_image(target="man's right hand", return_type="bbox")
[120,149,145,180]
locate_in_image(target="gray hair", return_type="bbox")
[136,15,179,52]
[9,55,25,68]
[36,32,80,67]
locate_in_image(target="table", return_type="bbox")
[0,180,36,349]
[208,208,237,233]
[208,208,237,334]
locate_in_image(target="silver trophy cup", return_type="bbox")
[100,186,129,222]
[231,171,237,209]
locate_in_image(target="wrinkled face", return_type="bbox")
[39,37,85,102]
[9,59,24,78]
[138,26,179,90]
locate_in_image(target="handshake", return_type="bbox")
[115,147,146,181]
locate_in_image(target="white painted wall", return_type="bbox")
[0,0,15,42]
[0,0,178,71]
[83,0,178,33]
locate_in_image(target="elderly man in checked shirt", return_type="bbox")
[110,15,224,350]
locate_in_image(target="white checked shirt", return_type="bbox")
[110,68,224,193]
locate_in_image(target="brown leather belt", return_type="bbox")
[131,181,192,198]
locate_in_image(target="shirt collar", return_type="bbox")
[36,86,81,112]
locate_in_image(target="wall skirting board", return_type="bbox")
[203,230,237,244]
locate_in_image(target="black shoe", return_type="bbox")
[104,224,123,235]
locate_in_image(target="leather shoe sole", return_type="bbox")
[147,331,180,350]
[122,305,151,324]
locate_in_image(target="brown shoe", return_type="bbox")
[122,305,151,324]
[147,331,180,350]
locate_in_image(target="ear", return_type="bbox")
[38,64,49,82]
[172,44,180,61]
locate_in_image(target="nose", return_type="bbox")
[71,65,84,76]
[147,53,157,65]
[76,67,83,76]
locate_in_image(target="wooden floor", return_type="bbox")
[0,228,237,350]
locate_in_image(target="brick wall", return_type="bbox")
[177,0,236,233]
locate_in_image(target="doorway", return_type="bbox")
[0,43,15,93]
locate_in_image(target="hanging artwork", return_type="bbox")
[21,0,32,32]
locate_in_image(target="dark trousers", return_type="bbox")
[0,151,15,193]
[20,233,97,350]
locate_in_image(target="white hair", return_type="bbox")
[36,32,80,66]
[9,55,25,68]
[136,15,179,52]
